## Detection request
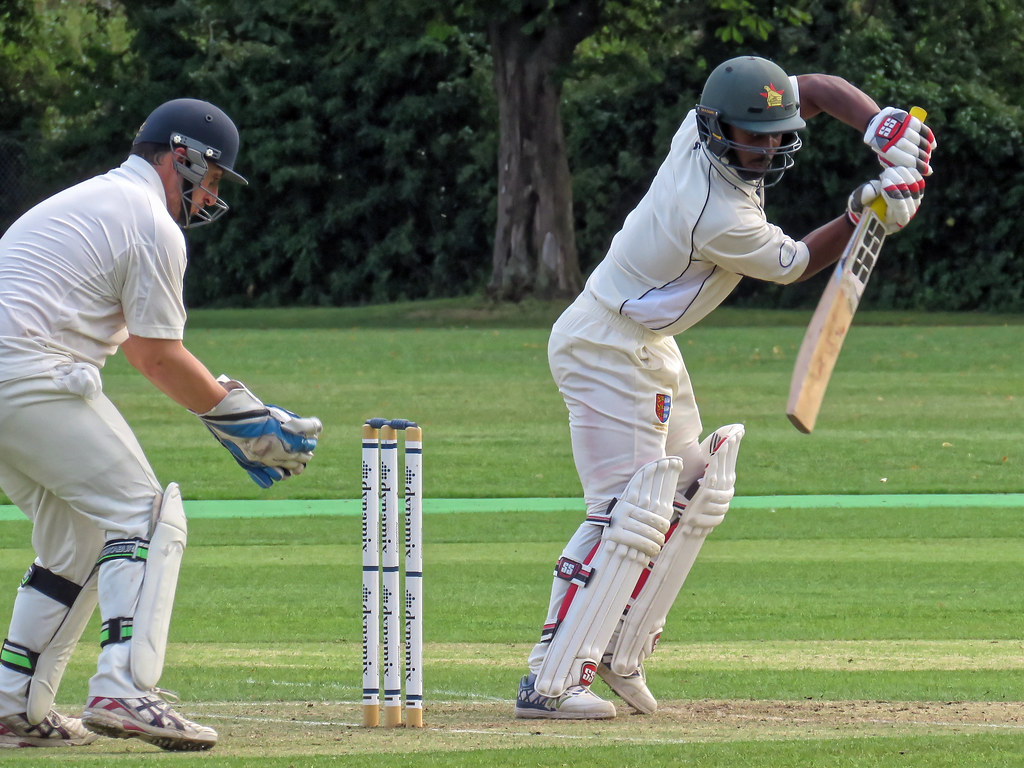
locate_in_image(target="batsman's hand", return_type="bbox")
[197,375,323,488]
[847,166,926,235]
[864,106,936,176]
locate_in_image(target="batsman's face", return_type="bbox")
[727,125,783,173]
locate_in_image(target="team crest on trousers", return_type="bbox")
[655,393,671,423]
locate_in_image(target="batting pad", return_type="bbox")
[535,456,683,698]
[610,424,743,676]
[131,483,187,691]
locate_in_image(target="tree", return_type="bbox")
[485,0,600,300]
[464,0,812,300]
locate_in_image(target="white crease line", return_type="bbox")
[868,719,1024,730]
[723,712,1024,731]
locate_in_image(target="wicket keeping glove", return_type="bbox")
[197,375,323,488]
[864,106,936,176]
[847,166,925,235]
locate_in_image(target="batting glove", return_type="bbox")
[864,106,936,176]
[847,166,926,235]
[197,376,323,488]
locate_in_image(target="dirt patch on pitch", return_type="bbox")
[105,698,1019,758]
[657,698,1023,736]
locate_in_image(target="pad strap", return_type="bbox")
[20,565,82,608]
[100,618,134,648]
[0,639,38,676]
[553,557,593,588]
[97,538,149,566]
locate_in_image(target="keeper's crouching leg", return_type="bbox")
[0,564,98,724]
[82,485,218,751]
[91,483,186,696]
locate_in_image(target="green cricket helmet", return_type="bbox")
[695,56,805,187]
[134,98,247,227]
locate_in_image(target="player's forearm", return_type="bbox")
[796,214,855,281]
[796,74,879,131]
[120,335,226,412]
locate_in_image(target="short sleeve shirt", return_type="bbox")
[0,155,187,378]
[585,85,809,336]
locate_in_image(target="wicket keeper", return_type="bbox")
[0,99,322,749]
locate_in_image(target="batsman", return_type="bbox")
[0,99,321,749]
[516,56,935,719]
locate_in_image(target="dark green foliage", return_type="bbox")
[170,1,497,306]
[563,0,1024,312]
[3,0,1024,309]
[766,0,1024,311]
[0,0,141,224]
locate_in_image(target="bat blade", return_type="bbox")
[786,106,927,433]
[786,213,886,433]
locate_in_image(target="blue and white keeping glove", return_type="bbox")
[197,375,323,488]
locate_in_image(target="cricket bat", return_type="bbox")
[786,107,927,433]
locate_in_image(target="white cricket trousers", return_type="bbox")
[529,293,706,674]
[0,364,164,716]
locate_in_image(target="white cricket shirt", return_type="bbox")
[586,102,810,336]
[0,155,188,379]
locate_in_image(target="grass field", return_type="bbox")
[0,302,1022,765]
[20,298,1016,503]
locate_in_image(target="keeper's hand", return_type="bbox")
[197,376,323,488]
[864,106,936,176]
[847,166,926,235]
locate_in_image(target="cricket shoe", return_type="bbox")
[514,673,616,720]
[0,710,98,748]
[81,692,217,751]
[597,661,657,714]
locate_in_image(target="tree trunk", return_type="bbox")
[486,2,598,301]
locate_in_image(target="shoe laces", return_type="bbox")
[151,687,181,705]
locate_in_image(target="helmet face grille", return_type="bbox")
[167,134,231,229]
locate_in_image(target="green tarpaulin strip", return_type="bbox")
[0,494,1020,521]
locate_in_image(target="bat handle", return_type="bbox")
[868,106,928,217]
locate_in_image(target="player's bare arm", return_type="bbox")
[798,163,926,282]
[798,74,936,175]
[795,73,879,128]
[795,215,856,281]
[120,335,226,412]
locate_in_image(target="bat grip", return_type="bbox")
[869,106,928,217]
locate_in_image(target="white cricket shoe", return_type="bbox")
[597,661,657,714]
[81,692,217,751]
[0,710,98,748]
[514,673,616,720]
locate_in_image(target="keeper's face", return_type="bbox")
[158,148,231,228]
[190,164,224,214]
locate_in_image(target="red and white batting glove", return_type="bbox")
[864,106,936,176]
[847,166,926,234]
